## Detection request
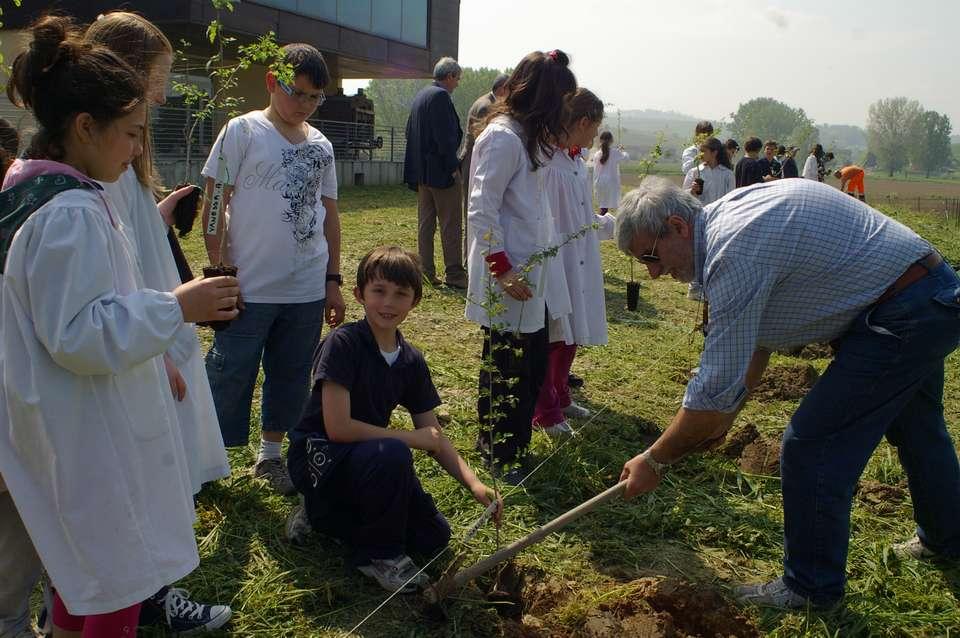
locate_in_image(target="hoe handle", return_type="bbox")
[450,480,627,589]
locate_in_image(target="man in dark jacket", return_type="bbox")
[403,57,466,289]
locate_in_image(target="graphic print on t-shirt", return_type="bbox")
[280,142,334,248]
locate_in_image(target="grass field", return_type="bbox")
[165,185,960,637]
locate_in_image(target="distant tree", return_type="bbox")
[365,66,509,130]
[862,150,878,168]
[909,110,953,177]
[866,97,922,177]
[728,97,818,150]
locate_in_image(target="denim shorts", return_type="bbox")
[205,300,325,447]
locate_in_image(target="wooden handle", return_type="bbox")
[449,481,627,589]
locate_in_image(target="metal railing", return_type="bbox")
[149,104,406,165]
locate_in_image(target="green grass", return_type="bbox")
[160,187,960,637]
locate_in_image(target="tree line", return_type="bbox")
[366,69,954,178]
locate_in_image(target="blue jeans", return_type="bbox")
[782,262,960,605]
[205,300,325,447]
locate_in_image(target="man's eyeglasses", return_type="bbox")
[278,80,326,106]
[639,232,661,264]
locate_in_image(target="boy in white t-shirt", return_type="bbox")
[200,43,345,494]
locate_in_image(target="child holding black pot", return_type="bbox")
[532,88,614,437]
[86,12,235,632]
[465,50,577,479]
[199,43,346,496]
[0,16,238,634]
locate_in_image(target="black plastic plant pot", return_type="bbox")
[198,264,239,331]
[626,281,640,311]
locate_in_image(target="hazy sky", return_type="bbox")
[347,0,959,129]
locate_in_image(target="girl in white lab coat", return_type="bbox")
[592,130,629,212]
[0,16,238,634]
[533,89,615,436]
[465,49,577,474]
[85,12,234,631]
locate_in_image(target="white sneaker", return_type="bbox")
[562,402,591,419]
[687,284,703,301]
[892,535,940,560]
[285,500,312,545]
[539,420,574,438]
[357,555,431,593]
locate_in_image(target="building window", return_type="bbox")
[255,0,428,47]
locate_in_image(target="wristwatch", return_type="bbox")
[325,273,343,286]
[640,449,670,477]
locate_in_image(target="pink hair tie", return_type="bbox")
[547,50,559,61]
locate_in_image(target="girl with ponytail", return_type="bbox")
[0,15,237,636]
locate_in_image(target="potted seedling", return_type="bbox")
[198,133,238,331]
[624,136,663,311]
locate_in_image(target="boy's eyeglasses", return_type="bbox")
[639,232,661,264]
[278,80,326,106]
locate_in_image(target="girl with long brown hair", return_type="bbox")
[465,49,577,477]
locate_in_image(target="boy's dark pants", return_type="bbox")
[476,325,549,465]
[288,437,450,566]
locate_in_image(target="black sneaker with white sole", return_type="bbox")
[139,586,232,635]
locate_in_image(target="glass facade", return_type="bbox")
[255,0,428,47]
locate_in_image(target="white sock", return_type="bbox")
[257,438,282,463]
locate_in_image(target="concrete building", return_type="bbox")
[1,0,461,185]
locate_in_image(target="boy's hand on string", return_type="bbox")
[174,276,240,324]
[471,482,503,527]
[157,185,197,227]
[496,270,533,300]
[162,353,187,402]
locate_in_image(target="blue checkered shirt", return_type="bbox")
[685,179,932,413]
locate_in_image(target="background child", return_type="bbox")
[0,15,237,635]
[286,246,500,593]
[201,43,345,495]
[465,49,577,477]
[85,11,232,633]
[592,130,629,213]
[734,136,765,188]
[533,88,612,437]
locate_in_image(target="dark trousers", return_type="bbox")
[476,325,549,465]
[781,261,960,605]
[289,437,450,566]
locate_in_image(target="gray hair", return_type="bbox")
[615,176,702,253]
[433,57,461,81]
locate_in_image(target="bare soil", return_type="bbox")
[495,575,760,638]
[856,479,908,516]
[717,424,761,460]
[751,364,818,402]
[737,435,782,476]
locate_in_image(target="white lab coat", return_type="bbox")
[802,155,820,180]
[465,116,571,333]
[541,150,615,345]
[592,148,629,209]
[0,187,199,615]
[102,169,229,493]
[682,163,736,205]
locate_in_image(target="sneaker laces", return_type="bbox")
[165,588,206,622]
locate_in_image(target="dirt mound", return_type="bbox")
[856,480,908,516]
[752,364,818,402]
[716,424,781,476]
[584,578,761,638]
[738,434,782,476]
[717,424,761,459]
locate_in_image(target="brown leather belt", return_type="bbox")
[875,252,943,305]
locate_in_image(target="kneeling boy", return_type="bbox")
[287,246,501,593]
